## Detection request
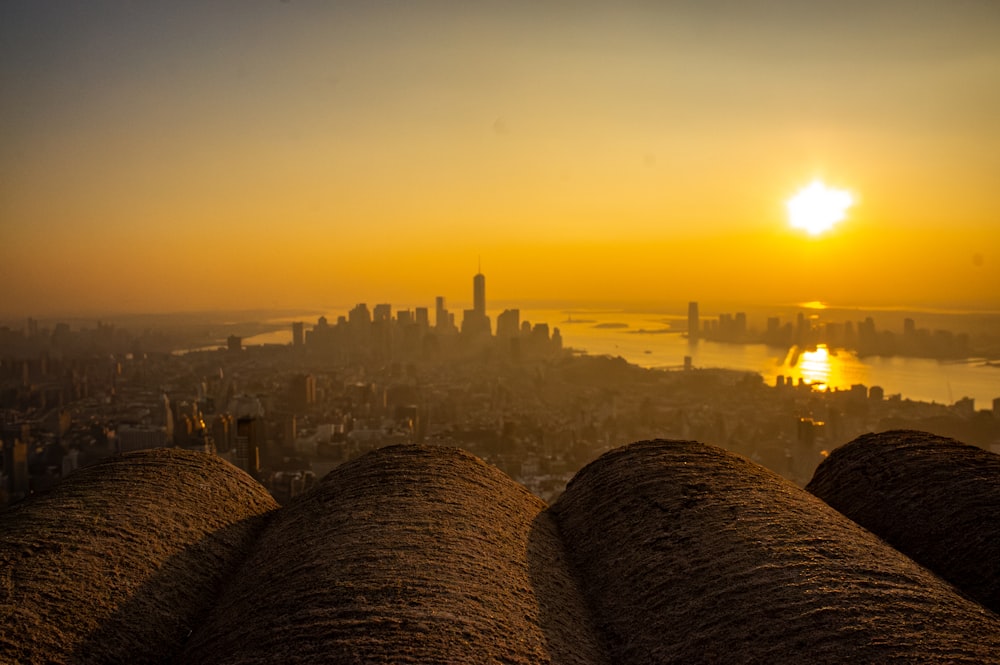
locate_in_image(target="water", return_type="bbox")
[244,308,999,408]
[519,309,999,408]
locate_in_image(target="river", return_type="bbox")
[241,308,999,409]
[519,308,999,408]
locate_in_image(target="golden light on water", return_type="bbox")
[799,344,832,390]
[783,342,873,395]
[787,181,855,236]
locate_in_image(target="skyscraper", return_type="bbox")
[496,309,520,339]
[473,271,486,316]
[688,302,700,340]
[463,268,491,337]
[435,297,448,330]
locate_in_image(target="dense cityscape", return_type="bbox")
[4,3,999,660]
[2,271,998,508]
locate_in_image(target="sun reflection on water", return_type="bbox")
[798,344,832,390]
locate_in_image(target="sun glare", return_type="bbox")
[786,180,854,236]
[799,344,832,390]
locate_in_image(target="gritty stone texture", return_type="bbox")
[179,444,607,665]
[0,448,279,665]
[808,429,1000,614]
[552,439,1000,664]
[5,439,1000,664]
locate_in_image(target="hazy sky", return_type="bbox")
[2,1,998,317]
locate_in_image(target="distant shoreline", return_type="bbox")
[4,301,1000,330]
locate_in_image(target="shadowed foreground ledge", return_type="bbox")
[552,439,1000,664]
[2,437,999,664]
[178,444,606,665]
[0,448,279,665]
[807,429,1000,615]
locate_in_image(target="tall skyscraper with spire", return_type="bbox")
[462,262,491,338]
[473,269,486,316]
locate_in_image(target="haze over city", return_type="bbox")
[3,1,999,317]
[4,6,1000,661]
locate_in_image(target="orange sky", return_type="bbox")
[2,2,998,317]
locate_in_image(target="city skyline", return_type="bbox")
[7,264,997,408]
[2,2,999,317]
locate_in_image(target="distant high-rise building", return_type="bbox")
[373,304,392,323]
[290,374,317,411]
[497,309,520,338]
[797,312,810,343]
[349,304,372,327]
[415,307,429,328]
[292,321,304,347]
[687,302,699,339]
[735,312,747,335]
[235,416,264,478]
[463,270,491,337]
[435,297,447,329]
[474,271,486,316]
[227,335,242,353]
[461,309,491,337]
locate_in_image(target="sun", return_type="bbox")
[786,180,854,236]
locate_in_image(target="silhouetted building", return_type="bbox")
[212,414,235,452]
[474,272,486,317]
[231,395,266,477]
[797,418,824,453]
[688,302,699,339]
[462,271,491,337]
[292,322,304,347]
[461,310,491,337]
[236,416,264,478]
[497,309,520,339]
[349,304,372,327]
[435,297,448,331]
[735,312,747,336]
[289,374,317,412]
[227,335,242,353]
